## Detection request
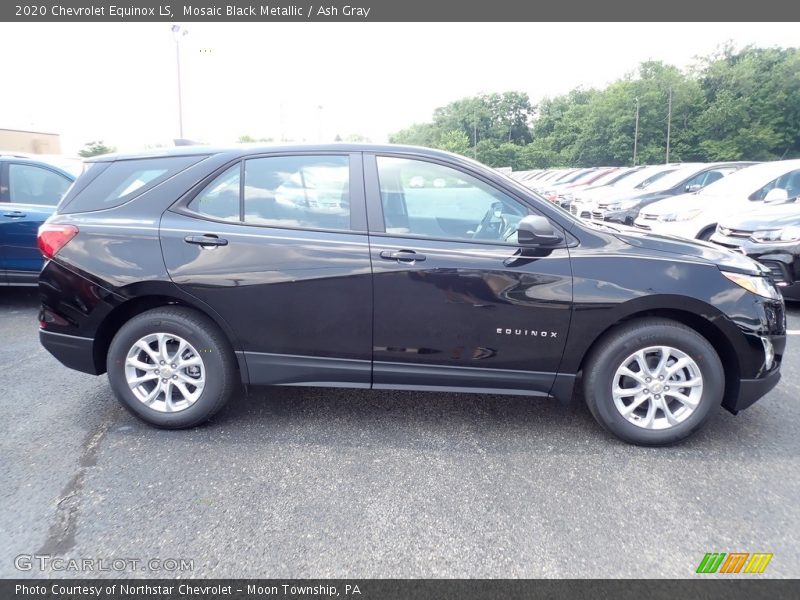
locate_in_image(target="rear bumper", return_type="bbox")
[39,329,100,375]
[729,366,782,413]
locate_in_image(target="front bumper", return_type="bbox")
[731,365,782,413]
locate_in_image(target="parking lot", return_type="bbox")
[1,286,799,578]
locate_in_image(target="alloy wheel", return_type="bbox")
[124,333,206,413]
[611,345,703,430]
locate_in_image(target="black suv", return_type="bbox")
[38,145,785,445]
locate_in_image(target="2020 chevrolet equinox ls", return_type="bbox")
[37,145,786,445]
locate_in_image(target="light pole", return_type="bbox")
[665,87,673,164]
[633,97,640,166]
[171,25,188,139]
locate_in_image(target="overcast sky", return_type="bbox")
[1,22,798,154]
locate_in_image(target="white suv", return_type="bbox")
[633,160,800,241]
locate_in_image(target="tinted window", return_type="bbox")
[8,164,71,205]
[243,155,350,230]
[187,165,241,221]
[752,169,800,201]
[376,156,528,242]
[62,155,204,213]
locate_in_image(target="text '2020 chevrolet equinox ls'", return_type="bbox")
[37,145,786,445]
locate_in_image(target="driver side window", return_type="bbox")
[375,156,528,242]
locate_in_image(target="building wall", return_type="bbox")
[0,129,61,154]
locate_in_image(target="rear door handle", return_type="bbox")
[3,211,26,218]
[184,234,228,247]
[379,250,426,262]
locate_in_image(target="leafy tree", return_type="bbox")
[78,141,116,157]
[436,130,470,155]
[389,46,800,169]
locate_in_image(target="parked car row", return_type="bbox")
[512,159,800,299]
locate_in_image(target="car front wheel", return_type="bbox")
[583,318,724,445]
[107,307,237,428]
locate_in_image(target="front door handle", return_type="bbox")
[379,250,426,262]
[184,234,228,247]
[3,211,26,218]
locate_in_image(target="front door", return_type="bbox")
[160,152,373,387]
[365,154,573,395]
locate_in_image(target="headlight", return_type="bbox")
[750,226,800,243]
[721,271,781,300]
[658,209,702,223]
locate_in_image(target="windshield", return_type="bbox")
[615,166,675,189]
[600,168,637,186]
[638,165,704,191]
[697,163,794,196]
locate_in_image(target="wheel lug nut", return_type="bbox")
[160,360,165,365]
[655,394,661,399]
[659,376,664,381]
[172,375,177,379]
[646,378,651,382]
[665,386,670,391]
[171,364,176,368]
[155,369,160,374]
[161,378,167,383]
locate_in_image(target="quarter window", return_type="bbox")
[375,156,528,242]
[187,165,241,222]
[61,155,204,213]
[8,164,72,205]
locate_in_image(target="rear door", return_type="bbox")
[365,153,573,396]
[0,161,72,284]
[160,152,373,387]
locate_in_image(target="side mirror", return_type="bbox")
[686,184,703,193]
[764,188,789,204]
[517,215,563,246]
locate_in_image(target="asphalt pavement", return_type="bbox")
[1,287,798,578]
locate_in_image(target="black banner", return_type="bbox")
[4,579,800,600]
[2,0,800,22]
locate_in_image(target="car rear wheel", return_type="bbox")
[107,307,237,428]
[583,318,724,445]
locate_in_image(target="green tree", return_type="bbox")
[388,46,800,170]
[78,141,116,157]
[695,46,800,160]
[436,130,470,155]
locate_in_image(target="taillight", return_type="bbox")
[37,224,78,259]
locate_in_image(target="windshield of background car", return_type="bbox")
[638,165,704,191]
[618,167,675,189]
[697,162,799,198]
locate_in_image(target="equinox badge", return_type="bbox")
[497,328,558,338]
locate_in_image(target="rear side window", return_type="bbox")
[187,155,351,231]
[8,164,72,206]
[62,156,204,213]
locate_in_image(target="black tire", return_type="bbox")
[583,318,724,446]
[107,307,237,429]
